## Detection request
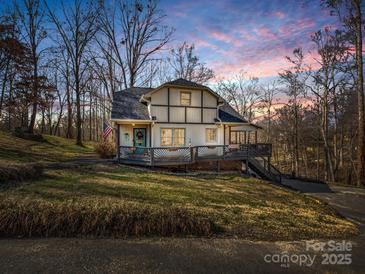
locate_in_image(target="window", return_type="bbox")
[180,91,191,106]
[206,128,217,143]
[161,128,185,146]
[230,131,237,144]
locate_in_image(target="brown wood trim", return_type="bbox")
[201,90,203,123]
[117,125,120,159]
[167,88,170,122]
[228,126,231,144]
[149,124,152,147]
[184,106,187,123]
[155,122,215,125]
[223,125,226,145]
[151,104,216,109]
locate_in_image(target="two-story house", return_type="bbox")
[111,78,280,181]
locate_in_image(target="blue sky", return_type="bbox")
[160,0,339,80]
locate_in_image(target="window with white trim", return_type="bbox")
[206,128,217,143]
[161,128,185,146]
[180,91,191,106]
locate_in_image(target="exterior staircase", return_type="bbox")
[247,157,282,183]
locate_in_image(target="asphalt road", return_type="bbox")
[1,183,364,274]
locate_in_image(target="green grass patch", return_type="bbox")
[0,130,95,164]
[0,164,358,240]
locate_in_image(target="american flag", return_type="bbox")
[103,122,113,140]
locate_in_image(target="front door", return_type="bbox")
[133,128,146,153]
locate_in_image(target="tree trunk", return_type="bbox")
[89,93,92,141]
[0,59,10,118]
[66,83,73,139]
[354,0,365,186]
[75,60,83,146]
[28,51,38,134]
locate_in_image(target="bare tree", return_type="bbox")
[322,0,365,186]
[46,0,99,145]
[279,48,307,177]
[307,28,350,182]
[258,81,280,143]
[168,42,214,84]
[217,72,262,122]
[98,0,173,89]
[14,0,47,133]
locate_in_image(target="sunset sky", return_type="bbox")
[160,0,340,81]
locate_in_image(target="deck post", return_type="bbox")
[216,161,220,172]
[190,146,194,163]
[150,148,154,166]
[117,124,120,160]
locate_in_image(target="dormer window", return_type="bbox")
[180,91,191,106]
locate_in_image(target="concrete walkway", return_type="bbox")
[281,178,333,193]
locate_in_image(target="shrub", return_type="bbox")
[0,163,43,185]
[13,127,46,142]
[0,198,216,237]
[95,140,116,158]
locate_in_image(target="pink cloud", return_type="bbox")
[208,31,242,47]
[278,18,316,35]
[172,11,187,18]
[238,28,257,41]
[273,11,285,19]
[254,26,277,40]
[194,38,219,51]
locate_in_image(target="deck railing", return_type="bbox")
[119,143,272,166]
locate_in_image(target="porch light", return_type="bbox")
[132,123,135,126]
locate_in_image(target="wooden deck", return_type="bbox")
[118,144,272,166]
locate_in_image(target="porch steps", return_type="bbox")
[247,158,282,183]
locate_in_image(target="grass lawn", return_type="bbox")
[0,130,95,165]
[0,164,358,240]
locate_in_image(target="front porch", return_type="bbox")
[117,143,272,166]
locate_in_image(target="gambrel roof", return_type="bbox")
[111,79,249,124]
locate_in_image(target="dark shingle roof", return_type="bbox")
[163,78,209,89]
[111,87,153,120]
[218,103,248,123]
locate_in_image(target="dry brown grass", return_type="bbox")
[0,130,95,165]
[0,198,214,237]
[94,140,116,159]
[0,163,43,184]
[0,164,358,240]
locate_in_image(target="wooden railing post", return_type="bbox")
[117,125,120,160]
[190,146,194,163]
[150,148,154,166]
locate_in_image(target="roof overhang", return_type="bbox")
[141,83,225,103]
[216,122,263,130]
[111,119,153,124]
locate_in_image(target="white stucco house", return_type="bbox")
[111,78,280,181]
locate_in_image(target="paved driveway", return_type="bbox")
[0,182,364,274]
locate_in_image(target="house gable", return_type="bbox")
[110,78,253,127]
[149,86,218,124]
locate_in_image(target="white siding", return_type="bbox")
[151,88,168,104]
[170,107,185,123]
[203,109,216,123]
[186,108,201,123]
[149,86,218,124]
[118,124,150,146]
[151,106,168,122]
[151,124,224,147]
[203,90,217,107]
